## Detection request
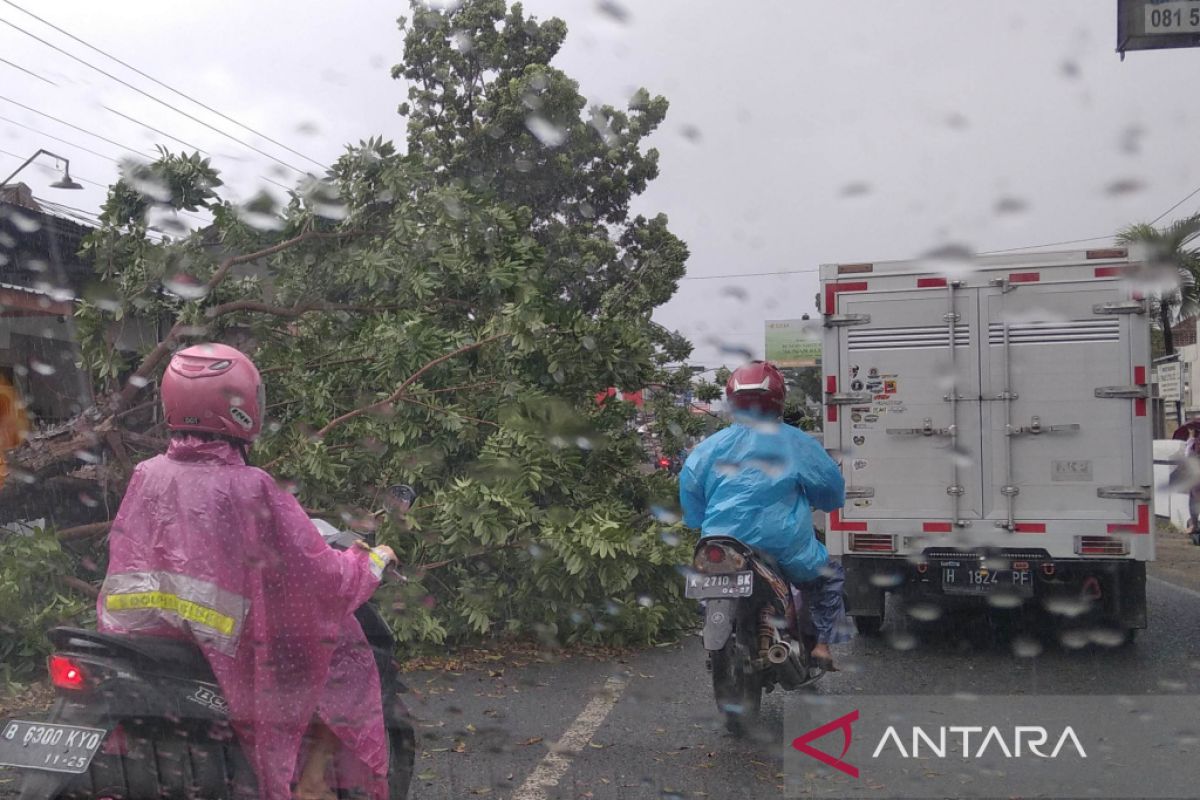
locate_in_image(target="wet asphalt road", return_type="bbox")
[1,576,1196,799]
[407,575,1200,800]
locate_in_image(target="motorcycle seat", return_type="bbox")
[49,627,216,680]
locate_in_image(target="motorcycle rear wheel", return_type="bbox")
[710,619,762,735]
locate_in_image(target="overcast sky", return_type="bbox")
[3,0,1198,366]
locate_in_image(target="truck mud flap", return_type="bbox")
[702,599,737,651]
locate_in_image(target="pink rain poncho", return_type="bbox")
[97,436,389,799]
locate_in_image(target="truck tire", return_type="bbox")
[853,613,884,636]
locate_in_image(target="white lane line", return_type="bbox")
[1149,574,1200,600]
[511,675,628,800]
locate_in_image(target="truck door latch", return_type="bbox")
[1011,416,1081,435]
[1092,300,1146,315]
[1094,385,1149,399]
[886,418,953,436]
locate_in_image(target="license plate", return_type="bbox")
[0,719,106,774]
[685,570,753,599]
[941,565,1033,597]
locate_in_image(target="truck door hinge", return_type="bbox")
[1094,385,1149,399]
[824,313,871,328]
[946,485,965,497]
[1092,300,1147,315]
[1001,485,1020,497]
[1010,416,1081,436]
[1096,486,1152,501]
[942,312,961,323]
[826,392,874,405]
[845,487,875,499]
[886,418,953,437]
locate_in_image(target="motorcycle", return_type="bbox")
[1,486,419,799]
[685,536,824,733]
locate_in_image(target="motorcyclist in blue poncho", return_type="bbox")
[680,360,850,669]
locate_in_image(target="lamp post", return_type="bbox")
[1,149,83,191]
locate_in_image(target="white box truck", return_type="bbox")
[819,248,1152,638]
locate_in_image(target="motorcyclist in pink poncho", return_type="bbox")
[97,343,396,800]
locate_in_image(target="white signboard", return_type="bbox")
[1158,362,1182,403]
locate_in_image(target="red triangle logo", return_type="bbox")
[791,709,859,778]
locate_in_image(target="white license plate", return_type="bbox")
[0,719,106,774]
[941,566,1033,596]
[685,570,754,599]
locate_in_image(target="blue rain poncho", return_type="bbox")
[680,420,845,584]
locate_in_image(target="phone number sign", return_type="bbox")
[1119,0,1200,55]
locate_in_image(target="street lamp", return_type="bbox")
[1,149,83,191]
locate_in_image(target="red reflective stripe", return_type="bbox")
[1135,398,1147,417]
[823,281,868,315]
[1108,504,1150,534]
[1009,272,1040,283]
[830,510,867,532]
[917,277,948,289]
[826,375,837,393]
[827,405,838,423]
[1094,266,1124,278]
[1132,291,1145,301]
[1134,366,1146,385]
[1014,523,1046,534]
[923,522,953,533]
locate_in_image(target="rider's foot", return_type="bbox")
[811,642,837,671]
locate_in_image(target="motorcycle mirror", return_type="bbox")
[384,484,417,514]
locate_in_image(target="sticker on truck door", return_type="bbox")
[1052,460,1093,482]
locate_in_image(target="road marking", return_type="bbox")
[512,675,628,800]
[1149,575,1200,600]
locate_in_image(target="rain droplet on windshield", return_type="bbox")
[163,274,209,300]
[526,116,567,148]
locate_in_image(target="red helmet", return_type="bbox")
[726,361,786,416]
[161,343,264,442]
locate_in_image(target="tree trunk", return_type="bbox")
[1161,301,1176,356]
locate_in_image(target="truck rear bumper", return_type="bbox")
[843,554,1147,629]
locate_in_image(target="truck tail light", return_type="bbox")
[849,533,895,553]
[1075,536,1129,556]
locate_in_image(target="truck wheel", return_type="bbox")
[853,614,884,636]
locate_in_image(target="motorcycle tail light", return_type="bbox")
[49,655,86,690]
[705,545,726,564]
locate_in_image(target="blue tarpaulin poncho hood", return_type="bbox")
[680,420,845,584]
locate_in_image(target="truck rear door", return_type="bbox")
[979,278,1145,532]
[835,282,984,526]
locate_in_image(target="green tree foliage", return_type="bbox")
[1116,213,1200,356]
[10,0,706,654]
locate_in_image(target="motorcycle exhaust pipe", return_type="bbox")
[766,641,799,665]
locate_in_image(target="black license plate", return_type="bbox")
[941,565,1034,596]
[0,719,106,774]
[685,570,753,599]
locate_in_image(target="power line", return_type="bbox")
[1150,184,1200,226]
[0,94,150,157]
[978,234,1114,255]
[681,267,820,281]
[0,55,55,85]
[0,114,117,161]
[102,104,206,154]
[0,15,309,175]
[1,0,326,171]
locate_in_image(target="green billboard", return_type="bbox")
[764,319,821,367]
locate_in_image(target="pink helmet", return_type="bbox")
[161,343,264,442]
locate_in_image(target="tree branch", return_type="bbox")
[398,396,499,428]
[315,333,506,439]
[113,228,379,414]
[204,300,404,319]
[57,521,113,542]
